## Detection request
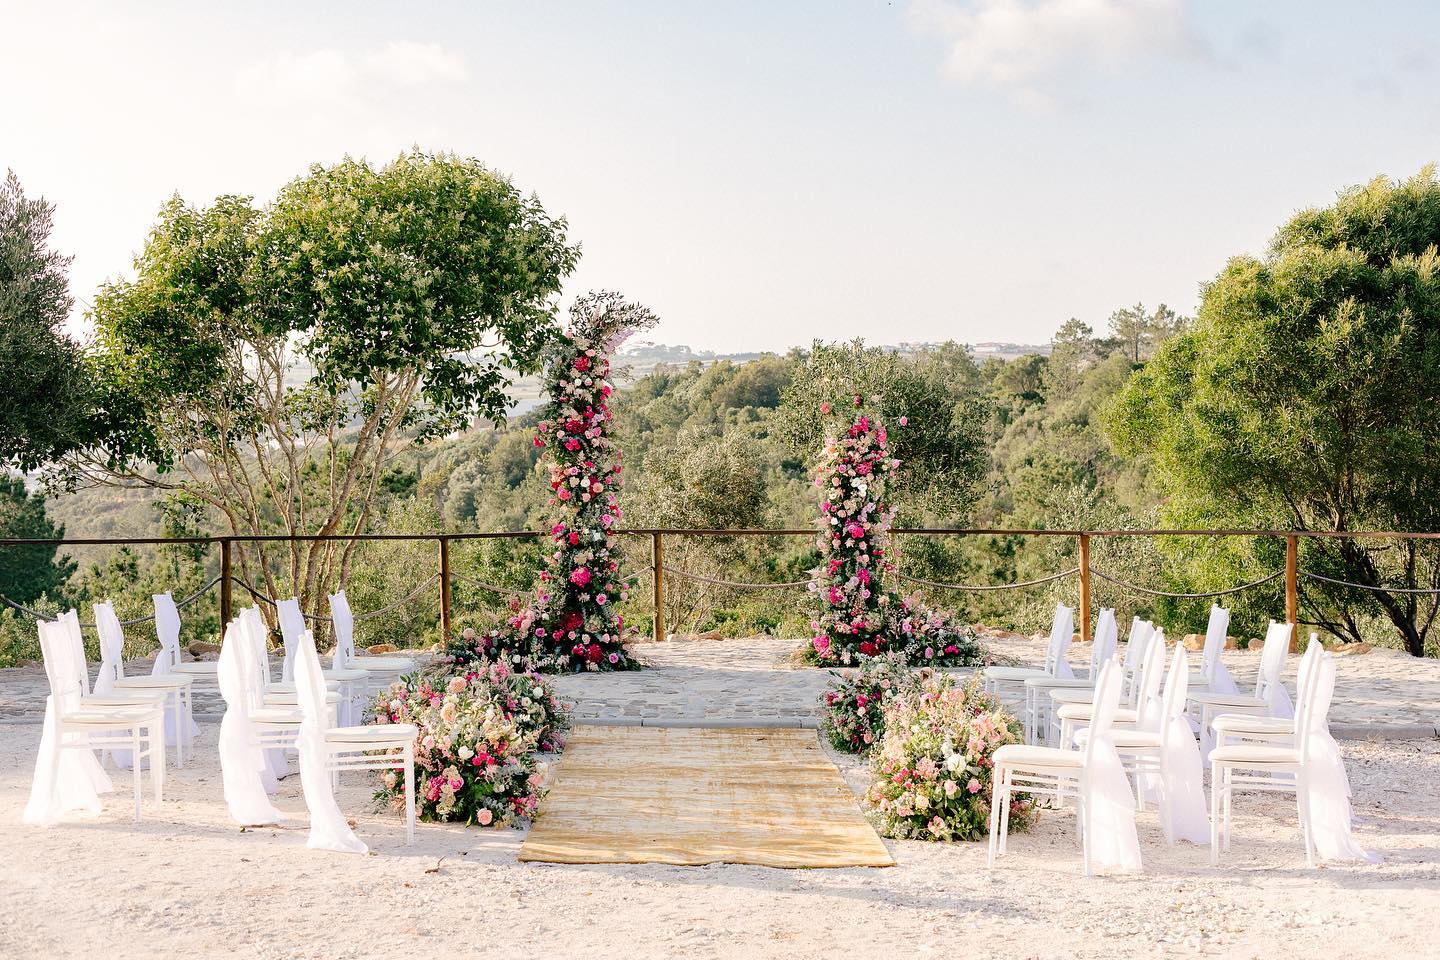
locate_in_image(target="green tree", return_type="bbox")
[0,171,93,470]
[0,475,75,605]
[64,152,579,621]
[1109,167,1440,656]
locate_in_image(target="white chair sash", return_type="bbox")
[1151,644,1209,844]
[151,593,199,743]
[1201,605,1238,694]
[1302,653,1381,863]
[1081,662,1142,872]
[277,599,306,682]
[23,621,113,826]
[218,621,286,825]
[293,628,366,854]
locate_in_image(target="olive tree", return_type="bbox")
[1109,167,1440,655]
[62,152,579,620]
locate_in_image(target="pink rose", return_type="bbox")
[967,778,982,794]
[477,808,494,825]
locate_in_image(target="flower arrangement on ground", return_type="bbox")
[448,292,657,673]
[806,404,987,668]
[818,653,921,753]
[372,659,570,825]
[864,674,1036,842]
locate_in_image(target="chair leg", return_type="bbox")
[132,728,143,821]
[1080,791,1092,877]
[1209,761,1221,865]
[1298,771,1315,868]
[404,746,416,845]
[999,771,1014,855]
[150,722,165,803]
[987,775,1001,868]
[1223,768,1234,851]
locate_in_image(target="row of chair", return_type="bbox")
[981,604,1376,873]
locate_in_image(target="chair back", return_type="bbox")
[237,607,271,701]
[1081,661,1124,769]
[1088,608,1118,677]
[1199,604,1231,682]
[291,628,332,735]
[1121,617,1153,671]
[93,602,128,693]
[1253,620,1293,700]
[277,599,306,681]
[1043,603,1075,675]
[36,621,76,706]
[1133,628,1168,727]
[1294,643,1333,755]
[153,593,182,670]
[1156,643,1191,748]
[329,590,355,668]
[56,610,92,695]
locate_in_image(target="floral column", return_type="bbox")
[808,406,985,667]
[506,292,656,672]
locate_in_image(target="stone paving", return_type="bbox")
[2,634,1438,737]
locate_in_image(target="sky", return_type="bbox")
[3,0,1439,353]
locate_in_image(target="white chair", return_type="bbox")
[291,624,417,849]
[216,618,287,825]
[330,589,416,689]
[1211,633,1317,747]
[153,592,219,682]
[93,602,195,766]
[257,600,345,714]
[26,620,165,823]
[983,603,1075,702]
[1078,642,1210,844]
[1054,628,1168,749]
[235,606,310,782]
[1189,604,1238,696]
[1208,642,1328,866]
[1190,620,1293,750]
[1023,608,1117,745]
[989,661,1141,875]
[1118,617,1156,703]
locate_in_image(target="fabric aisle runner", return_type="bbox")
[519,725,895,868]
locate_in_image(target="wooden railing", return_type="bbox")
[5,528,1440,645]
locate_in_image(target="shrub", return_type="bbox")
[865,675,1036,841]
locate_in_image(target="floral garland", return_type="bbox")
[807,404,986,667]
[450,292,657,673]
[865,674,1036,842]
[372,659,570,825]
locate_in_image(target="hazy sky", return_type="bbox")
[4,1,1438,352]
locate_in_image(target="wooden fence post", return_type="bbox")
[652,532,666,643]
[219,538,233,629]
[1286,534,1299,652]
[1078,533,1092,644]
[439,537,452,643]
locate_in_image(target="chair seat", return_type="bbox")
[984,666,1048,682]
[62,708,160,726]
[1075,727,1161,750]
[323,668,372,682]
[1209,743,1301,765]
[83,691,166,707]
[114,675,193,690]
[264,679,342,693]
[1049,688,1097,706]
[351,657,416,673]
[169,662,219,676]
[1190,691,1266,709]
[993,743,1084,769]
[1211,713,1293,735]
[263,690,342,706]
[326,723,417,745]
[1026,676,1093,690]
[250,707,304,724]
[1057,703,1138,724]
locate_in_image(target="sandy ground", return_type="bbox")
[2,718,1438,960]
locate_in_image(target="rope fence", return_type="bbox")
[1299,570,1440,595]
[232,574,441,623]
[896,567,1080,592]
[1088,568,1285,599]
[663,567,817,590]
[0,574,223,628]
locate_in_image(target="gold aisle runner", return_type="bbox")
[518,725,895,868]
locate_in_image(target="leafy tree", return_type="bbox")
[1108,302,1189,362]
[0,475,75,605]
[1109,167,1440,655]
[62,152,578,621]
[0,171,93,470]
